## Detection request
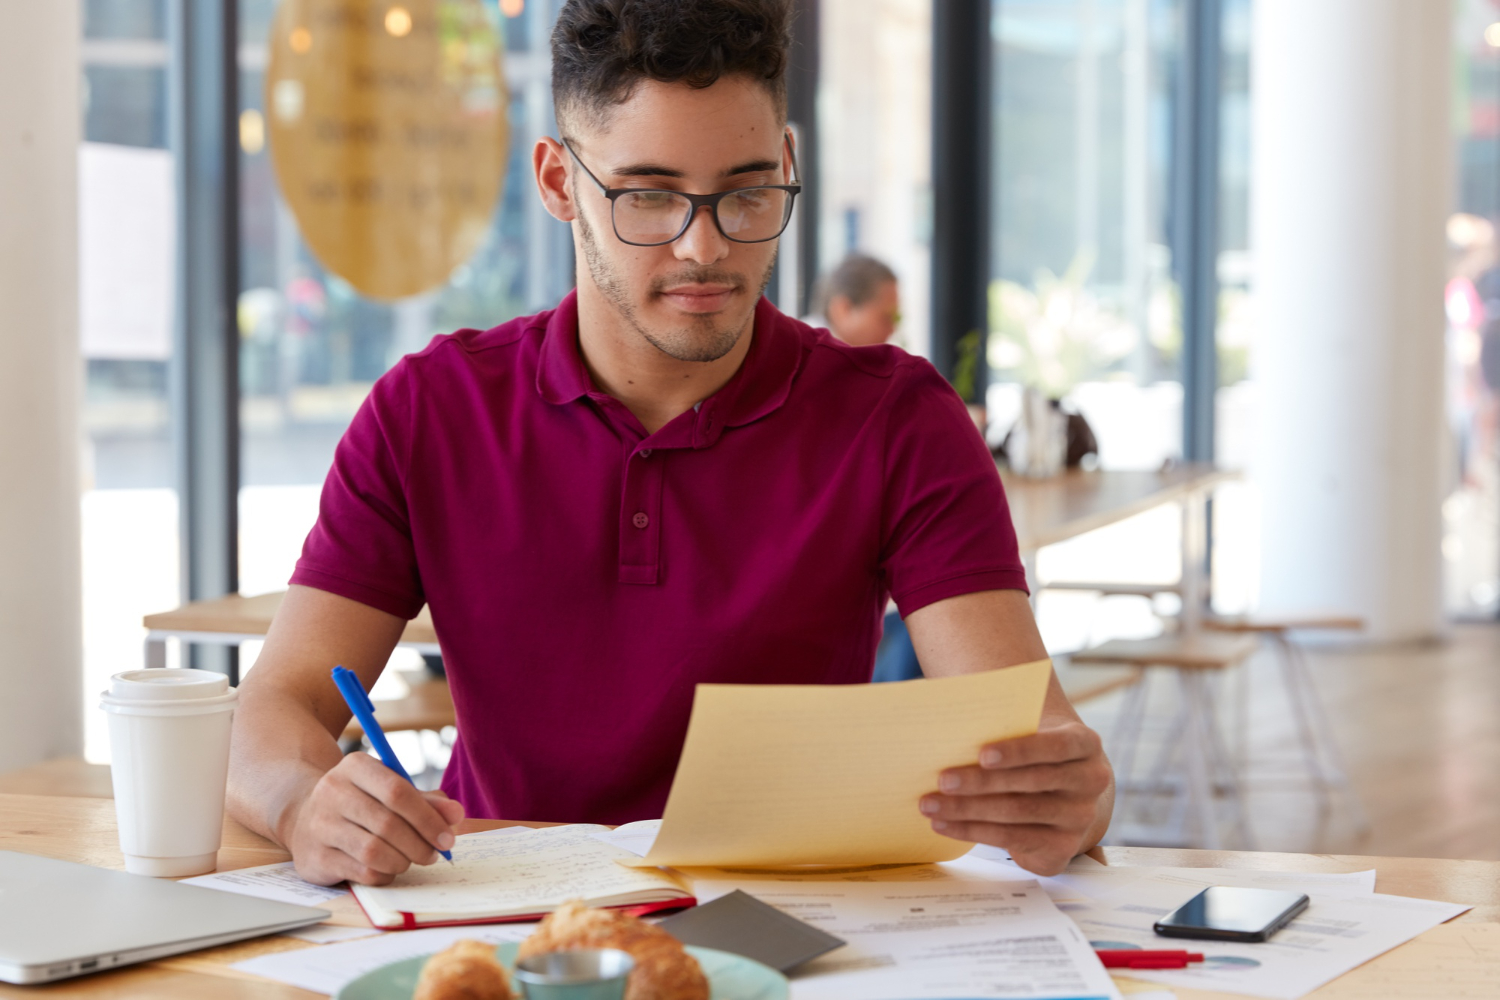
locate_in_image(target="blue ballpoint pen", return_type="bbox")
[331,665,454,863]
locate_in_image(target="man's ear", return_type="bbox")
[533,137,577,223]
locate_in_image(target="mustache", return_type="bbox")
[648,267,746,296]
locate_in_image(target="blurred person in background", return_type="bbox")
[807,253,901,347]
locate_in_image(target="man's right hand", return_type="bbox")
[281,752,465,886]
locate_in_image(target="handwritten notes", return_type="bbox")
[635,660,1053,868]
[351,825,689,928]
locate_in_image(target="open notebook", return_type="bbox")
[349,825,694,930]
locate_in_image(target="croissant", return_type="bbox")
[414,939,515,1000]
[517,901,709,1000]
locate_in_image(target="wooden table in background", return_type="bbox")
[141,595,453,741]
[1000,463,1235,555]
[1,761,1495,999]
[142,593,441,667]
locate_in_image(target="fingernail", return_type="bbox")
[919,797,939,815]
[939,772,960,792]
[932,820,948,831]
[981,748,1002,767]
[438,832,455,850]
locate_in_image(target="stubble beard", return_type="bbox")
[577,210,777,363]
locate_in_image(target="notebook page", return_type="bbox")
[638,659,1052,868]
[353,825,686,917]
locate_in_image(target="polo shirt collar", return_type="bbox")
[535,290,592,405]
[535,291,804,447]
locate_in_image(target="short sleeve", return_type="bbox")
[879,362,1029,617]
[290,360,426,619]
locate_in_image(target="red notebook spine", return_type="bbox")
[354,894,697,931]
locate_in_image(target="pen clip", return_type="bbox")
[332,666,374,715]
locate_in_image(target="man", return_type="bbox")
[227,0,1113,887]
[810,253,902,347]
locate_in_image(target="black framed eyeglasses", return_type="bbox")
[563,135,802,247]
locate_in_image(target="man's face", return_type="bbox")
[562,76,789,363]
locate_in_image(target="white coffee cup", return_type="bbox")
[100,669,238,877]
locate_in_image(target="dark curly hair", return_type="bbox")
[551,0,792,131]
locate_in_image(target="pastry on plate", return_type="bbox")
[414,938,515,1000]
[518,900,708,1000]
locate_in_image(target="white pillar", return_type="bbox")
[0,3,83,767]
[1251,0,1450,640]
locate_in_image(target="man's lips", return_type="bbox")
[658,284,739,313]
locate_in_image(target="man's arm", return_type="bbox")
[227,584,464,885]
[904,589,1115,875]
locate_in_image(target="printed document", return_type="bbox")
[688,874,1120,1000]
[1060,872,1468,999]
[637,658,1053,868]
[181,861,349,907]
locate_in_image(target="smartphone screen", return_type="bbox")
[1153,886,1310,943]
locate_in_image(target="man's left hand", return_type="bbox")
[920,718,1112,876]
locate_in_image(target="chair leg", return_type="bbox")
[1281,636,1371,835]
[1233,653,1252,774]
[1203,671,1257,850]
[1105,673,1151,834]
[1273,635,1332,816]
[1179,672,1222,850]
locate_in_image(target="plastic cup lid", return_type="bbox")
[106,669,231,702]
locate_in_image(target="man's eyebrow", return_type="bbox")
[612,162,684,178]
[608,158,783,179]
[725,158,781,175]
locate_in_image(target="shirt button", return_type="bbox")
[639,449,653,459]
[631,511,650,529]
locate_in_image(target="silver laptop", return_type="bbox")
[0,850,330,984]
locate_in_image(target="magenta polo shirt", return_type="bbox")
[292,291,1027,824]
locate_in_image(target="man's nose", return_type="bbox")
[673,205,730,265]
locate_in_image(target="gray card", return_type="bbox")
[657,890,845,973]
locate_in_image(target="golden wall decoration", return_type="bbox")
[266,0,509,300]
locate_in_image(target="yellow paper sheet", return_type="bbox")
[636,658,1053,868]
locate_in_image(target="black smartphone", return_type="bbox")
[1153,886,1310,943]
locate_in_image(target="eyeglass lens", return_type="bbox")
[613,188,792,245]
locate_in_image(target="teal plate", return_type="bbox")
[335,941,788,1000]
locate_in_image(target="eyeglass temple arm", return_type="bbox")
[560,138,609,194]
[783,131,802,187]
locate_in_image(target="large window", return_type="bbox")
[986,0,1257,648]
[988,0,1183,468]
[79,0,180,761]
[1445,0,1500,619]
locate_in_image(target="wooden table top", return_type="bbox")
[143,591,438,645]
[1,785,1493,999]
[1001,463,1234,552]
